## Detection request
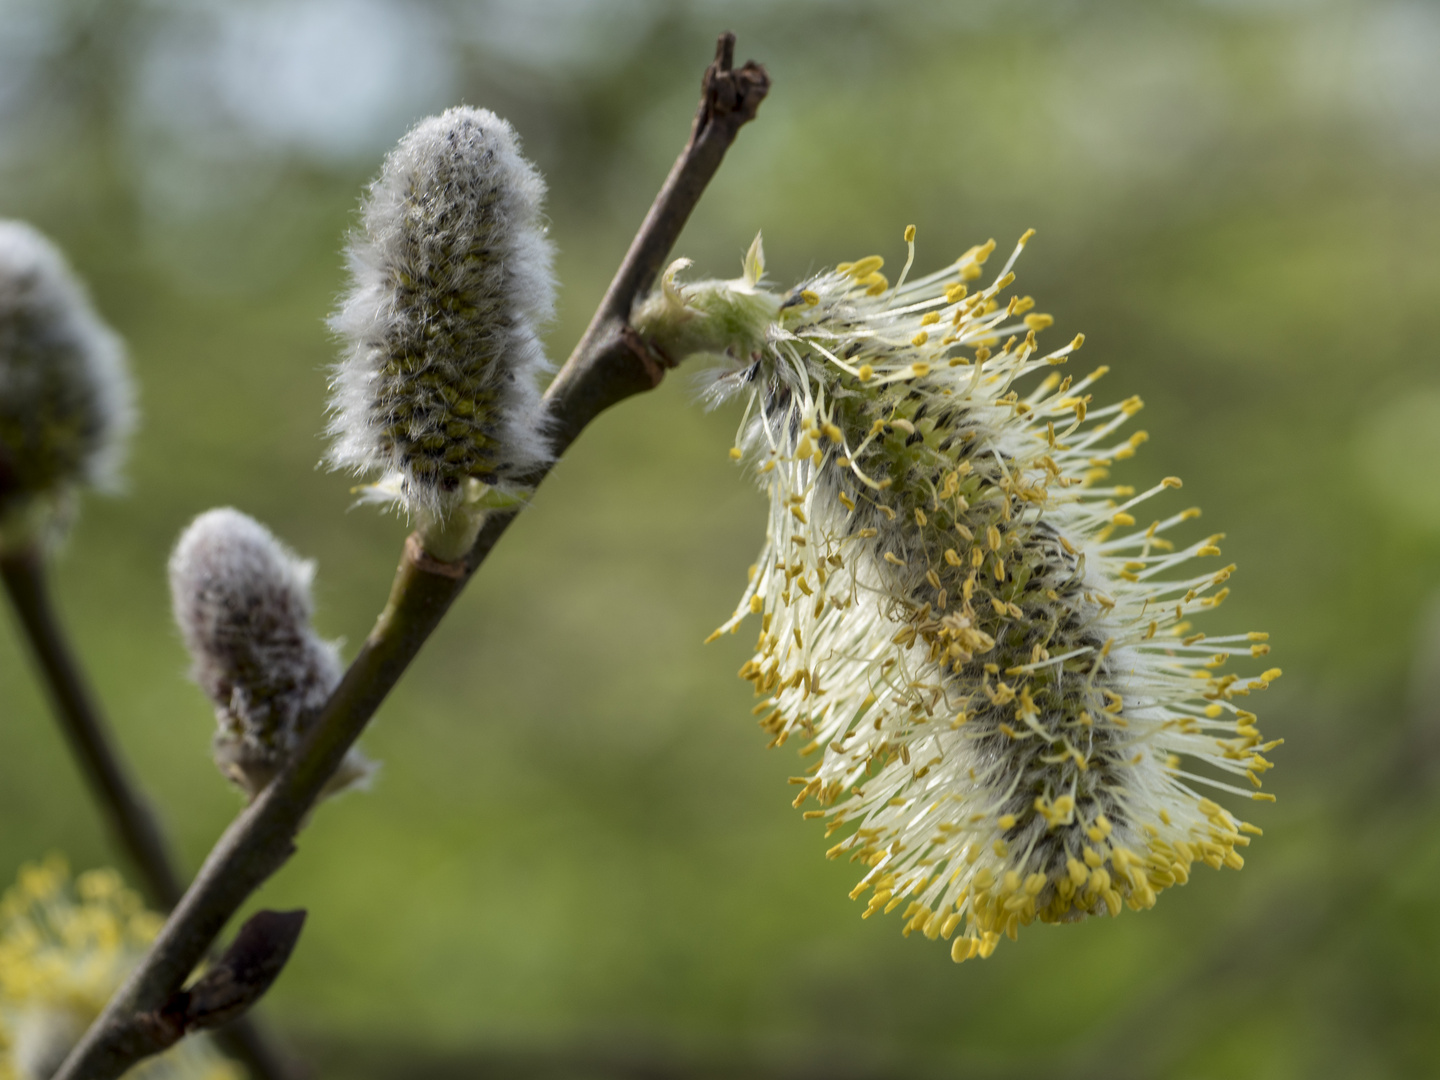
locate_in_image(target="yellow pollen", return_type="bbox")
[847,255,884,279]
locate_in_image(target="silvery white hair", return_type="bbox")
[327,107,556,514]
[169,508,373,799]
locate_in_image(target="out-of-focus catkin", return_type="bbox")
[327,106,556,517]
[0,220,133,548]
[168,508,373,799]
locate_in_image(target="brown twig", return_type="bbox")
[52,32,768,1080]
[0,546,302,1080]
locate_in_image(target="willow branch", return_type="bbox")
[0,546,304,1080]
[1,546,183,905]
[52,32,768,1080]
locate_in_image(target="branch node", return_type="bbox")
[405,532,469,579]
[621,325,670,388]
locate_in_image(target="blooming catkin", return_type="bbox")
[328,106,556,514]
[0,220,133,542]
[169,508,372,799]
[643,231,1279,961]
[0,856,240,1080]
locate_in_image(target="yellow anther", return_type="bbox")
[800,289,819,305]
[1248,632,1269,642]
[749,595,763,614]
[944,548,962,566]
[1162,476,1182,488]
[884,552,906,567]
[1112,512,1136,527]
[1262,668,1282,682]
[858,364,874,381]
[912,331,930,346]
[998,814,1016,829]
[790,505,807,524]
[951,936,979,962]
[911,362,931,377]
[1024,314,1053,331]
[904,224,916,242]
[838,491,856,511]
[846,255,884,279]
[1018,228,1035,245]
[921,312,940,326]
[728,446,742,460]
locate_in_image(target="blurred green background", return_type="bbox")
[3,0,1440,1076]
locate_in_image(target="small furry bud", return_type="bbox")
[328,106,556,515]
[169,508,373,799]
[0,220,134,545]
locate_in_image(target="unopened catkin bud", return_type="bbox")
[0,221,134,548]
[169,508,373,799]
[327,106,556,520]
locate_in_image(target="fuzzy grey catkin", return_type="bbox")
[327,106,556,512]
[169,508,373,799]
[0,220,133,538]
